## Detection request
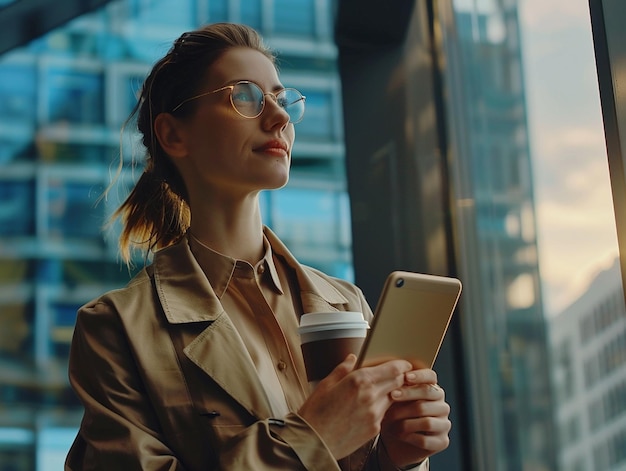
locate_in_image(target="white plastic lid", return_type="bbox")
[298,311,369,334]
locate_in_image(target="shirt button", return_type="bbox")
[257,264,266,275]
[277,360,287,371]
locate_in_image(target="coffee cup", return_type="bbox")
[298,311,369,383]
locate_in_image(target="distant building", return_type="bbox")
[550,258,626,471]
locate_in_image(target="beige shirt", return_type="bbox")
[189,233,309,418]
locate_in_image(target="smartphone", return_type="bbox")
[356,271,462,368]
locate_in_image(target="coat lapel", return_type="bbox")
[264,226,350,313]
[183,313,274,418]
[153,239,273,418]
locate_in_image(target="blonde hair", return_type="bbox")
[111,23,274,263]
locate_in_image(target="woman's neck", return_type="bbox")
[188,194,265,263]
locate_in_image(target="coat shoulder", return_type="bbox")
[78,265,156,322]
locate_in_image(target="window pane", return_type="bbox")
[443,0,626,469]
[271,187,352,278]
[273,0,315,36]
[296,89,336,139]
[43,65,104,125]
[240,0,263,29]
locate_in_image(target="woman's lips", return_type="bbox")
[254,140,289,157]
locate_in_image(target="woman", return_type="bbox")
[65,23,451,470]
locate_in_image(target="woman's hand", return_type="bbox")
[298,354,413,460]
[379,369,452,468]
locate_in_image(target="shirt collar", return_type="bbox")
[188,232,284,298]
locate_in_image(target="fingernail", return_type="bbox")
[391,389,403,399]
[406,372,417,382]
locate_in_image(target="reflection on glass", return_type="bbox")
[443,0,556,469]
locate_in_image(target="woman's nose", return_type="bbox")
[262,94,290,128]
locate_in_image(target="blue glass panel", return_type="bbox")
[0,135,34,164]
[208,0,228,22]
[240,0,262,29]
[125,36,169,63]
[125,74,144,117]
[37,428,77,471]
[134,0,194,27]
[53,303,78,328]
[0,180,35,236]
[37,142,113,164]
[46,181,105,239]
[45,67,104,125]
[272,188,336,245]
[51,302,79,358]
[0,63,36,121]
[296,89,334,139]
[273,0,315,36]
[0,300,33,358]
[0,430,34,471]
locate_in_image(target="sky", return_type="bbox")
[517,0,621,315]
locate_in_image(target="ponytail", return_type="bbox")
[112,163,190,263]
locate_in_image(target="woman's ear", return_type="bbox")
[154,113,188,159]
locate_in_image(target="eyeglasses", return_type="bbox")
[171,80,306,123]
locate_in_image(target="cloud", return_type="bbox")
[517,0,622,315]
[534,166,619,315]
[519,0,591,31]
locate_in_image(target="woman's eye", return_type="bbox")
[233,91,255,102]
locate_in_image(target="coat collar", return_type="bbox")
[152,227,349,325]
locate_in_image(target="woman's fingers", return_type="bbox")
[384,399,451,424]
[390,382,445,402]
[298,358,415,460]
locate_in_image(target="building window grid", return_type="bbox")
[558,414,581,448]
[592,426,626,471]
[603,379,626,427]
[563,460,587,471]
[587,378,626,432]
[580,290,626,345]
[202,0,331,42]
[554,338,575,403]
[584,330,626,386]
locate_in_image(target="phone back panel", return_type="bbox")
[358,271,462,368]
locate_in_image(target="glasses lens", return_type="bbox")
[277,89,306,124]
[231,82,264,118]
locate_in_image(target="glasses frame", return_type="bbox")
[170,80,306,123]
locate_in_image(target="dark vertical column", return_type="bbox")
[335,1,470,469]
[590,0,626,303]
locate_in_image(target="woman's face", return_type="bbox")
[173,47,295,203]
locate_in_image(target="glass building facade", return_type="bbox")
[0,1,349,469]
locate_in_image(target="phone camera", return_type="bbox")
[395,278,405,288]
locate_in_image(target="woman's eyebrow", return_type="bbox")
[258,81,287,93]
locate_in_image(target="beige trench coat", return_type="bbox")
[65,228,387,470]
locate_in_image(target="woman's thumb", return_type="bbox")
[329,353,358,379]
